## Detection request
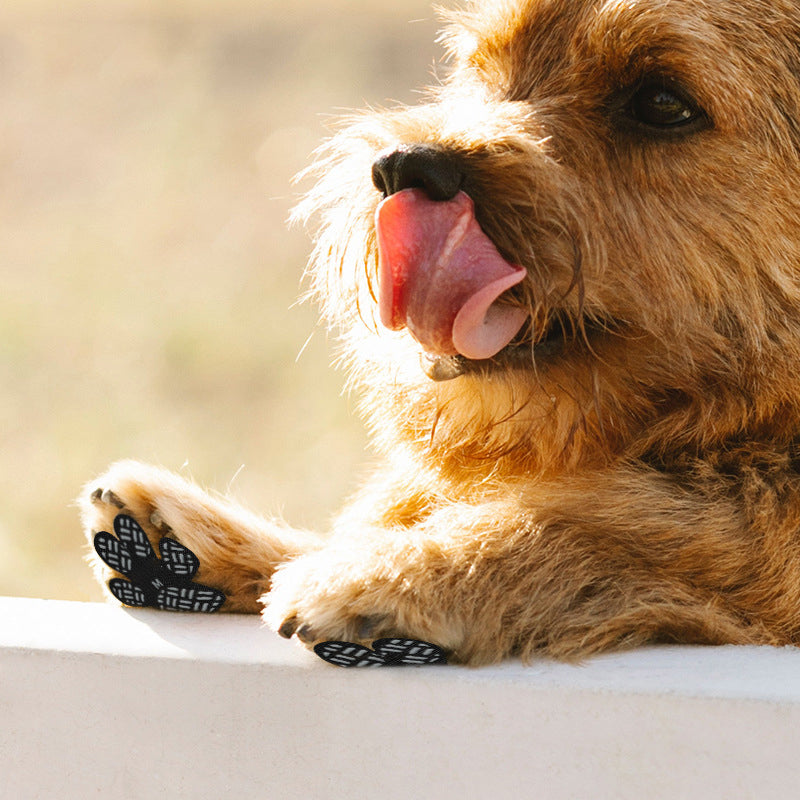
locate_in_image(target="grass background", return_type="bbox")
[0,0,441,600]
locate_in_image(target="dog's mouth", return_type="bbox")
[418,314,571,381]
[374,187,585,381]
[375,188,530,362]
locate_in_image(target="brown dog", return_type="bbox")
[80,0,800,664]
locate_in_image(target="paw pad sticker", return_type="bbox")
[94,514,446,662]
[314,638,448,667]
[93,514,225,613]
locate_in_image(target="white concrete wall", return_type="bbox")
[2,596,800,799]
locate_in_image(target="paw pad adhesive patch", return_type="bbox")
[93,514,226,613]
[314,638,448,667]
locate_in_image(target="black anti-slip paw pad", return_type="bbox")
[93,514,225,613]
[314,638,448,667]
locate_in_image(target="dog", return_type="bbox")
[80,0,800,664]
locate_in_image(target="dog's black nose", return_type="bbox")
[371,145,463,201]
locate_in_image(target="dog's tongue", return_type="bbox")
[375,188,527,360]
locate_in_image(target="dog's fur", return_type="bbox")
[80,0,800,664]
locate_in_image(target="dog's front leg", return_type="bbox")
[262,495,576,665]
[263,463,779,665]
[79,460,323,612]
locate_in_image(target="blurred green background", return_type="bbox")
[0,0,440,600]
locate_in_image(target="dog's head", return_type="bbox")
[296,0,800,477]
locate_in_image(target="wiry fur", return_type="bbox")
[81,0,800,664]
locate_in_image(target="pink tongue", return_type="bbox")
[375,188,527,360]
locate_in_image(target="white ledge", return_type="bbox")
[3,597,800,799]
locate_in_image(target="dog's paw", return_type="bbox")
[93,513,225,612]
[80,459,245,609]
[262,545,463,659]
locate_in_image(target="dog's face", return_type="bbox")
[299,0,800,477]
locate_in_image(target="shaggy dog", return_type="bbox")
[81,0,800,664]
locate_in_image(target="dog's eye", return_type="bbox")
[628,83,705,129]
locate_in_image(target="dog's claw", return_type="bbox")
[100,489,125,509]
[295,623,319,644]
[278,616,298,639]
[356,615,384,639]
[149,510,172,534]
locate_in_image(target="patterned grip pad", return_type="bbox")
[93,514,225,613]
[314,638,448,667]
